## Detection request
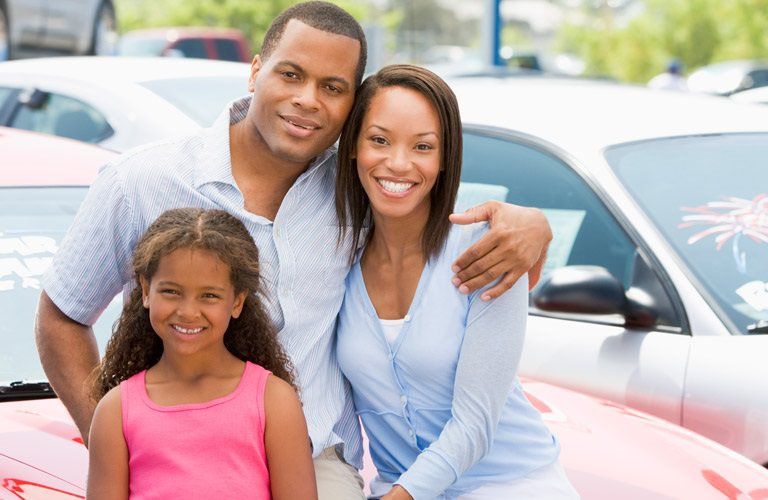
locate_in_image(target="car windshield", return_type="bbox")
[605,134,768,334]
[139,76,248,126]
[1,187,119,385]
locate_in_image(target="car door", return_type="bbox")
[8,0,47,48]
[460,127,690,424]
[39,0,91,52]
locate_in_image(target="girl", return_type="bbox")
[87,208,317,500]
[335,65,579,499]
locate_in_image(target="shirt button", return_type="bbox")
[408,429,414,438]
[400,395,407,405]
[404,314,411,322]
[388,352,394,361]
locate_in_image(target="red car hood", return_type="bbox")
[0,399,86,499]
[523,379,768,499]
[2,383,768,499]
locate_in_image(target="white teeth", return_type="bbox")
[173,325,204,335]
[378,179,414,193]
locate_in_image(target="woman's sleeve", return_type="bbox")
[394,272,529,499]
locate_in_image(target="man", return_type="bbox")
[36,2,551,498]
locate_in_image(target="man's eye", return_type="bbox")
[282,71,299,79]
[325,84,342,94]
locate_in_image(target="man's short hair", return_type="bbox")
[261,1,368,86]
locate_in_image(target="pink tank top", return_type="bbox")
[120,361,272,499]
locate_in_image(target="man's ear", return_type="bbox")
[139,277,150,309]
[248,55,263,93]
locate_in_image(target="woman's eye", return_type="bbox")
[371,136,388,145]
[416,143,434,151]
[160,289,178,295]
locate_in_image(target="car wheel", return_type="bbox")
[0,1,10,61]
[89,1,117,55]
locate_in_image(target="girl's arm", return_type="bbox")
[87,386,129,500]
[391,273,530,500]
[264,376,318,500]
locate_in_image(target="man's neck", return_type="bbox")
[229,121,314,220]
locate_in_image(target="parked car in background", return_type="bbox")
[0,0,116,61]
[117,27,251,63]
[0,56,249,151]
[731,86,768,106]
[687,60,768,95]
[448,75,768,465]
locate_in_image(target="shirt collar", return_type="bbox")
[194,95,337,190]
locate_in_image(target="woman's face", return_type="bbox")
[355,85,441,222]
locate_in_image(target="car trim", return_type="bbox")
[463,123,690,335]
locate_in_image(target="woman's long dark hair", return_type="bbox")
[335,64,463,262]
[90,208,296,401]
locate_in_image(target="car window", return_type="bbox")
[0,86,15,106]
[173,38,208,59]
[460,131,637,288]
[0,187,119,384]
[10,92,113,143]
[747,69,768,89]
[214,39,242,62]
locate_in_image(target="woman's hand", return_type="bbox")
[380,485,414,500]
[450,201,552,300]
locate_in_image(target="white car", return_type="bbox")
[448,75,768,465]
[0,0,116,60]
[0,56,250,151]
[731,86,768,106]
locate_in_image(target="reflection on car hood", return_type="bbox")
[0,399,86,496]
[523,378,768,498]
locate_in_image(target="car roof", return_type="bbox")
[731,86,768,103]
[0,127,115,186]
[448,76,768,154]
[0,56,249,84]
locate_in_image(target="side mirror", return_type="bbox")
[531,265,658,329]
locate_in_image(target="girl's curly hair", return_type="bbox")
[90,208,296,401]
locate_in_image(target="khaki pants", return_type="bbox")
[314,446,366,500]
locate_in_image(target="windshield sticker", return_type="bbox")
[679,194,768,274]
[0,236,58,293]
[736,281,768,312]
[455,182,509,212]
[541,209,587,276]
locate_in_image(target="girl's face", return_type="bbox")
[140,247,246,359]
[355,86,441,222]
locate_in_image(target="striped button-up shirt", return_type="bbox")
[43,96,362,466]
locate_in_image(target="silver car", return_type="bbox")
[449,75,768,465]
[0,0,117,61]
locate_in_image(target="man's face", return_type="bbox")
[247,20,360,166]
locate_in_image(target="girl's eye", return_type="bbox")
[370,136,388,145]
[160,289,179,295]
[202,293,220,299]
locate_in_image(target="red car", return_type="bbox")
[117,27,251,62]
[2,129,768,499]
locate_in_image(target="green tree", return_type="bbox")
[556,0,768,83]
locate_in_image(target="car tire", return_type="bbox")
[88,1,117,56]
[0,1,10,61]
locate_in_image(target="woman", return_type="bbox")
[335,65,578,499]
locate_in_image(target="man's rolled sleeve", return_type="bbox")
[43,163,137,326]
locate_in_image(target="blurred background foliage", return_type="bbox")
[115,0,768,83]
[558,0,768,82]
